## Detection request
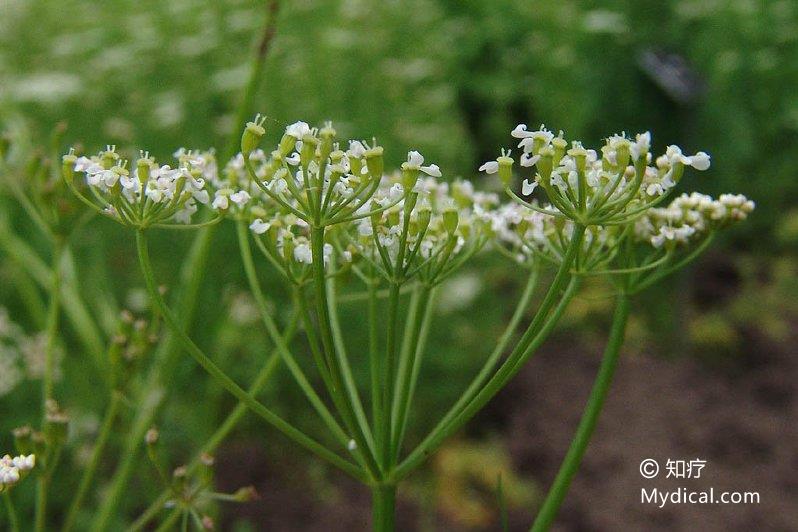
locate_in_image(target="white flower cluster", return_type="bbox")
[352,177,499,283]
[481,125,712,224]
[0,453,35,490]
[635,192,755,248]
[493,202,617,268]
[67,147,216,225]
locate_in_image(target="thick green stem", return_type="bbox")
[309,226,381,478]
[371,484,397,532]
[135,230,364,481]
[63,391,124,532]
[531,294,630,531]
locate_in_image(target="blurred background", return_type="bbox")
[1,0,797,529]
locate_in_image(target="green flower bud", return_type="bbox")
[417,208,432,232]
[62,150,77,184]
[137,152,153,185]
[536,147,554,182]
[101,146,119,170]
[364,146,384,177]
[443,208,459,234]
[300,133,319,167]
[241,115,267,155]
[497,153,514,187]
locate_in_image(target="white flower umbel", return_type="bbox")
[64,147,219,228]
[484,125,714,225]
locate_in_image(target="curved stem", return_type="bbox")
[237,221,356,454]
[531,294,629,531]
[128,314,300,532]
[416,268,538,446]
[63,391,124,532]
[135,230,364,481]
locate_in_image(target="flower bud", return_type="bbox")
[233,486,259,502]
[443,208,459,234]
[62,150,77,184]
[241,115,267,156]
[497,153,514,187]
[100,146,119,170]
[300,133,319,167]
[364,146,384,177]
[536,147,554,182]
[417,208,432,232]
[137,152,153,185]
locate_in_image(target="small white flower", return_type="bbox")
[520,153,540,167]
[212,191,229,210]
[522,178,538,195]
[249,218,271,234]
[684,151,711,171]
[479,160,499,174]
[630,131,651,161]
[230,190,251,207]
[404,151,442,177]
[285,121,311,140]
[294,243,313,264]
[511,124,535,138]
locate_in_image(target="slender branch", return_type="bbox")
[128,313,301,532]
[531,294,630,531]
[136,230,365,481]
[63,391,124,532]
[395,226,586,480]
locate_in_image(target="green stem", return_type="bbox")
[135,230,364,481]
[327,275,377,455]
[530,294,630,532]
[309,226,381,478]
[237,221,355,453]
[390,286,433,463]
[417,269,538,452]
[128,314,299,532]
[63,391,124,532]
[34,238,64,532]
[381,283,401,467]
[367,277,382,449]
[371,484,397,532]
[153,507,182,532]
[395,226,586,480]
[3,492,20,532]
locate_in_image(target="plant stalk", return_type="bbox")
[530,293,630,531]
